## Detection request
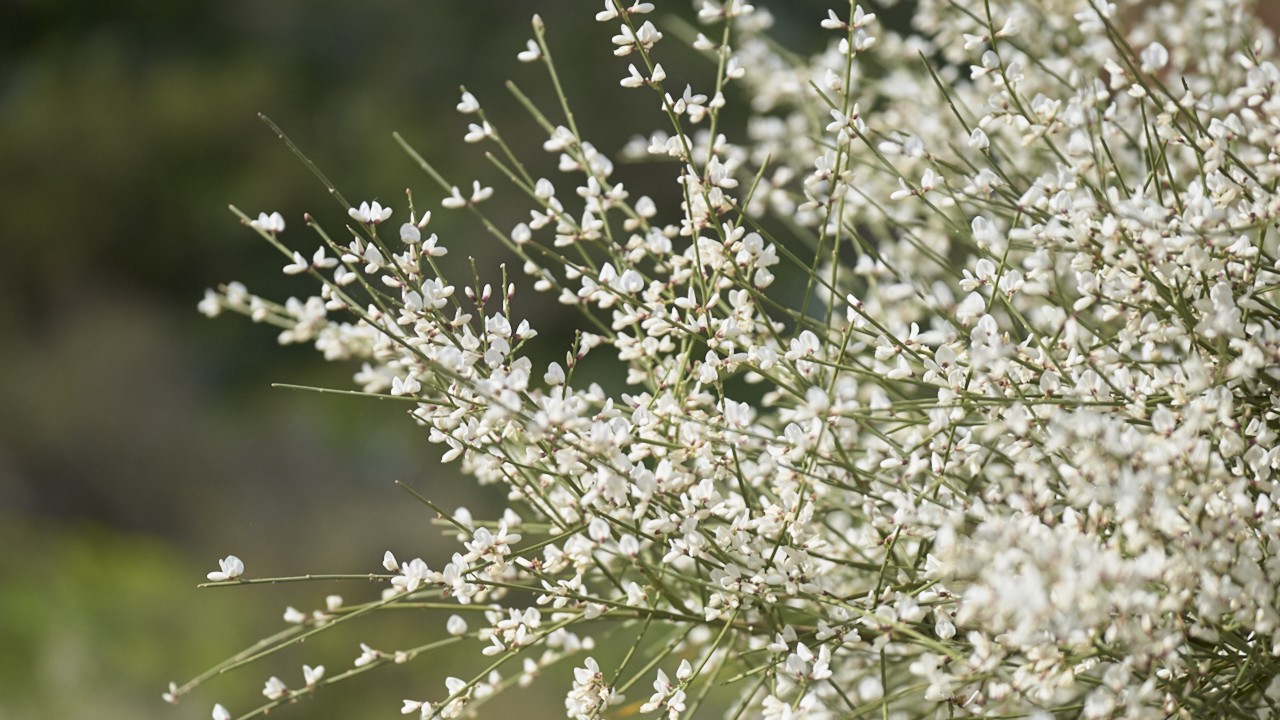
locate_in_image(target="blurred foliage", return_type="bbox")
[0,519,253,719]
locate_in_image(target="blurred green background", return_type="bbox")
[0,1,859,718]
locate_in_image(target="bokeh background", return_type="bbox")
[0,2,886,718]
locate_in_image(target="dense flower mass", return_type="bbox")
[182,1,1280,718]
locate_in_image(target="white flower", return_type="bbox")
[464,121,493,143]
[391,373,421,396]
[441,186,467,209]
[355,643,382,667]
[620,64,647,89]
[446,614,468,636]
[206,555,244,582]
[602,0,653,21]
[392,558,432,593]
[262,676,287,700]
[348,201,392,224]
[1140,41,1169,72]
[282,251,308,275]
[889,178,914,201]
[919,167,943,192]
[303,664,325,687]
[249,211,285,233]
[595,1,619,22]
[517,39,541,63]
[820,9,844,29]
[197,289,221,318]
[544,362,565,385]
[468,181,493,204]
[963,32,987,50]
[212,704,231,720]
[612,20,662,56]
[456,90,480,114]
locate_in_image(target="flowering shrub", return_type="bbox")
[179,1,1280,718]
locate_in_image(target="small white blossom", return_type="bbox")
[262,676,287,700]
[249,211,285,234]
[197,289,221,318]
[355,643,382,667]
[517,39,541,63]
[348,201,392,225]
[1140,42,1169,73]
[456,90,480,113]
[446,614,468,636]
[464,121,494,143]
[282,251,308,275]
[858,676,883,702]
[392,558,431,594]
[206,555,244,582]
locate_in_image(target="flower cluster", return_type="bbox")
[181,1,1280,718]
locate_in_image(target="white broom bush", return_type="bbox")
[174,1,1280,717]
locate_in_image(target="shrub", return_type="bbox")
[177,1,1280,718]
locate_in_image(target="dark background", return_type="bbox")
[0,2,883,718]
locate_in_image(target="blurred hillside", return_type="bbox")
[0,1,876,718]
